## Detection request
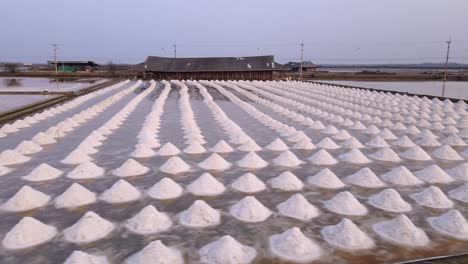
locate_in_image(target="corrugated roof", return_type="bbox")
[47,61,99,66]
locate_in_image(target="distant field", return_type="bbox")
[0,77,107,92]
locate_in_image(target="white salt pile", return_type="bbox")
[416,135,441,147]
[32,132,57,145]
[442,134,466,147]
[125,205,172,235]
[316,137,340,149]
[308,149,338,165]
[237,152,268,169]
[131,144,156,158]
[333,130,351,140]
[341,137,365,149]
[22,163,63,182]
[380,166,423,186]
[338,148,371,164]
[432,145,463,161]
[343,168,386,188]
[61,149,92,165]
[0,165,12,176]
[160,156,190,174]
[292,138,316,150]
[198,153,231,171]
[231,173,266,193]
[269,227,322,263]
[265,138,289,151]
[373,214,429,247]
[113,159,150,177]
[67,161,105,180]
[2,217,57,250]
[238,139,262,152]
[157,142,181,156]
[321,219,375,251]
[324,191,368,216]
[1,186,50,212]
[369,147,401,162]
[366,136,389,148]
[307,168,345,189]
[410,186,454,209]
[125,240,183,264]
[272,150,304,167]
[147,178,184,200]
[277,193,319,221]
[63,251,109,264]
[448,184,468,203]
[187,173,226,196]
[448,163,468,181]
[393,136,416,148]
[0,149,31,166]
[199,236,257,264]
[15,140,43,155]
[179,200,221,228]
[269,171,304,191]
[210,140,234,153]
[64,211,114,244]
[413,164,454,184]
[427,210,468,240]
[100,179,141,204]
[400,146,432,161]
[230,196,272,223]
[54,183,97,209]
[184,142,207,154]
[368,189,412,213]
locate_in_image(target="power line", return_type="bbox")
[442,37,452,97]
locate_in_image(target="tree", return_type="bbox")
[4,63,19,74]
[107,61,116,76]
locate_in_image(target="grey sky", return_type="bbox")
[2,0,468,64]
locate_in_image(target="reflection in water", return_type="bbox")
[3,78,22,87]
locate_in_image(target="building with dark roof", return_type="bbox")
[47,61,99,72]
[285,61,316,73]
[143,55,289,80]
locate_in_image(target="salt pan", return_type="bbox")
[269,227,321,263]
[125,205,172,235]
[230,196,271,223]
[321,219,374,251]
[2,217,57,250]
[199,236,257,264]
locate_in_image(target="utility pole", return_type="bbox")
[51,43,59,75]
[442,37,452,97]
[173,41,177,58]
[299,41,304,81]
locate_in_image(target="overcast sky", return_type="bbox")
[2,0,468,64]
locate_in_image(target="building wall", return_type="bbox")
[144,71,273,81]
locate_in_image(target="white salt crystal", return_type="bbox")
[449,183,468,203]
[64,251,109,264]
[0,165,12,176]
[324,191,368,216]
[131,144,156,158]
[157,142,181,156]
[125,205,172,235]
[373,214,429,247]
[0,149,31,166]
[64,211,114,244]
[22,163,63,182]
[179,200,221,228]
[368,188,412,213]
[210,140,234,153]
[32,132,57,145]
[198,153,231,171]
[432,145,463,161]
[100,179,141,204]
[61,149,92,165]
[400,146,432,161]
[292,138,316,150]
[160,156,190,174]
[147,177,183,200]
[238,139,262,152]
[230,196,271,223]
[307,168,345,189]
[447,163,468,181]
[269,227,321,263]
[277,194,319,221]
[199,235,257,264]
[427,209,468,240]
[113,159,150,177]
[316,137,340,149]
[343,168,386,188]
[272,150,304,167]
[125,240,183,264]
[366,136,389,148]
[393,136,416,148]
[307,149,338,165]
[187,173,226,196]
[369,147,401,162]
[15,140,43,155]
[231,173,266,194]
[339,148,371,164]
[269,171,304,191]
[1,185,50,212]
[413,164,454,184]
[265,138,289,151]
[184,142,207,154]
[54,183,97,209]
[2,217,57,250]
[321,219,374,251]
[410,186,454,209]
[237,152,268,169]
[67,161,105,180]
[381,166,423,186]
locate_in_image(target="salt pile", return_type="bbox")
[277,194,319,221]
[160,156,190,174]
[333,130,351,140]
[272,150,304,167]
[230,196,272,223]
[292,138,316,150]
[369,147,401,162]
[410,186,454,209]
[125,205,172,235]
[187,173,226,196]
[61,149,92,165]
[184,142,207,154]
[393,136,416,148]
[100,179,141,204]
[125,240,183,264]
[432,145,463,161]
[269,227,321,263]
[308,149,338,165]
[449,184,468,203]
[199,236,257,264]
[67,161,105,180]
[344,168,385,188]
[32,132,57,145]
[427,210,468,240]
[307,168,345,189]
[231,173,266,193]
[54,183,97,209]
[413,164,454,184]
[368,189,412,213]
[442,134,466,147]
[338,148,371,164]
[0,165,12,176]
[2,217,57,250]
[316,137,340,149]
[113,159,150,177]
[447,163,468,181]
[64,211,114,244]
[147,178,183,200]
[198,153,231,171]
[131,144,155,158]
[324,191,368,216]
[0,149,31,165]
[15,140,43,155]
[237,152,268,169]
[321,219,375,251]
[269,171,304,191]
[341,137,365,149]
[373,214,429,247]
[157,142,181,156]
[63,251,109,264]
[366,136,389,148]
[238,139,262,152]
[416,135,441,147]
[265,138,289,151]
[22,163,63,182]
[210,140,234,153]
[381,166,423,186]
[179,200,221,227]
[1,186,50,212]
[400,146,432,161]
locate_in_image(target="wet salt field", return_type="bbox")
[0,77,108,92]
[0,94,60,113]
[0,80,468,263]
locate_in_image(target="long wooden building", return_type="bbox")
[142,55,288,80]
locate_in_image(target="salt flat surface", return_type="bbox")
[0,77,107,92]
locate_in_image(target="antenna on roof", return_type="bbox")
[299,41,304,81]
[173,41,177,58]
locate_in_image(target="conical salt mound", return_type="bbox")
[157,142,181,156]
[265,138,289,151]
[230,196,272,223]
[160,156,190,174]
[339,148,371,164]
[147,178,183,200]
[0,149,31,166]
[393,136,416,148]
[67,161,105,180]
[427,210,468,240]
[211,140,234,153]
[0,165,12,176]
[231,173,266,194]
[113,159,150,177]
[32,132,57,145]
[400,146,432,161]
[199,235,257,264]
[237,152,268,169]
[415,135,441,147]
[277,194,319,221]
[272,150,304,167]
[344,168,386,188]
[238,139,262,152]
[54,183,97,209]
[100,179,141,204]
[1,186,50,212]
[269,171,304,191]
[187,173,226,196]
[341,137,365,149]
[2,217,57,250]
[442,134,466,147]
[366,136,389,148]
[414,165,454,184]
[179,200,221,228]
[184,142,207,154]
[307,168,345,189]
[368,189,412,213]
[22,163,63,182]
[373,214,430,247]
[432,145,463,161]
[125,205,172,235]
[449,184,468,203]
[316,137,340,149]
[64,251,109,264]
[308,149,338,165]
[292,138,316,150]
[410,186,454,209]
[324,191,368,216]
[64,211,114,244]
[15,140,43,155]
[447,163,468,181]
[333,130,352,140]
[321,219,375,251]
[131,144,156,158]
[61,149,92,165]
[269,227,322,263]
[125,240,183,264]
[369,147,401,163]
[381,166,423,186]
[198,153,231,171]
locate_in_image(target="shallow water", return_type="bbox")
[0,94,60,112]
[0,77,107,92]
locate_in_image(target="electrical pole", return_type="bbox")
[442,37,452,97]
[300,41,304,81]
[173,41,177,58]
[51,44,59,75]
